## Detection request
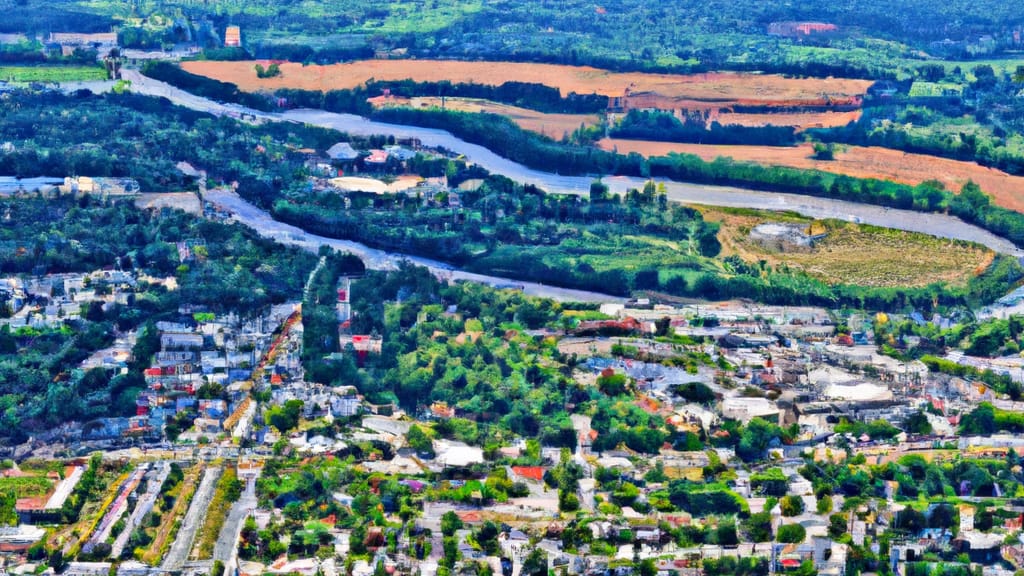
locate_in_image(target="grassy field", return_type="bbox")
[908,81,964,97]
[932,57,1024,79]
[697,206,993,287]
[474,205,992,290]
[372,95,601,138]
[356,0,484,33]
[0,475,53,497]
[598,139,1024,213]
[470,230,714,294]
[181,60,872,106]
[0,66,108,83]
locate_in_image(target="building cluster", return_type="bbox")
[131,309,302,444]
[0,270,137,330]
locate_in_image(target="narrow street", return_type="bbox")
[212,467,260,573]
[82,464,148,554]
[162,466,222,571]
[110,461,171,558]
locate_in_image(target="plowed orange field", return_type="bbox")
[181,60,872,107]
[598,139,1024,213]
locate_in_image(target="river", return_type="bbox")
[204,188,623,302]
[115,70,1024,259]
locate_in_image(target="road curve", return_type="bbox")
[120,70,1024,258]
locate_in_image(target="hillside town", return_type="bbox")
[3,249,1024,576]
[0,90,1022,576]
[7,3,1024,576]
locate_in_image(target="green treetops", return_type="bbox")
[777,523,806,543]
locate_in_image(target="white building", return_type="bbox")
[721,396,782,424]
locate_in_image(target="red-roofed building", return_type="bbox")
[511,466,545,482]
[431,401,455,419]
[365,150,390,165]
[456,511,482,524]
[224,26,241,47]
[661,514,692,527]
[576,317,643,335]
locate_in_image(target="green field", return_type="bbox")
[936,57,1024,79]
[908,81,964,97]
[357,0,484,33]
[0,475,54,498]
[0,66,108,83]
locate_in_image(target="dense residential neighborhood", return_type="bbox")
[7,2,1024,576]
[4,218,1024,576]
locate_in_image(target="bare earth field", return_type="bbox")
[712,109,862,131]
[599,140,1024,213]
[698,206,994,288]
[135,192,202,215]
[370,95,600,138]
[181,60,872,108]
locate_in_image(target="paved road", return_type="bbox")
[163,466,222,570]
[116,70,1024,259]
[44,465,85,509]
[84,464,148,554]
[111,461,171,558]
[212,471,259,571]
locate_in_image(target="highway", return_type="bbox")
[116,70,1024,259]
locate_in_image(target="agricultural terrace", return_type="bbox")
[0,66,108,83]
[139,465,198,564]
[370,95,601,138]
[180,60,873,109]
[698,206,995,288]
[600,140,1024,214]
